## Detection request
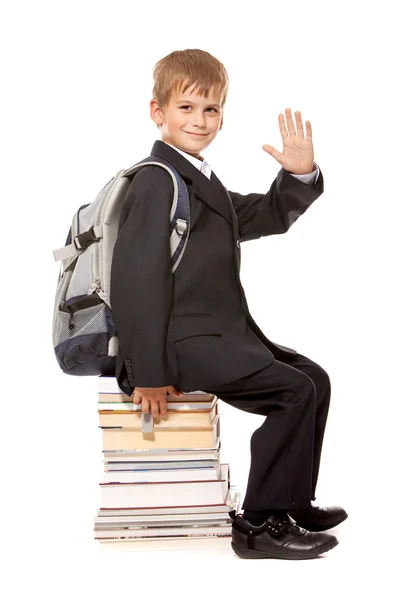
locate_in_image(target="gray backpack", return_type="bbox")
[52,156,190,377]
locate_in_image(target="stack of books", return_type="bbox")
[94,376,241,551]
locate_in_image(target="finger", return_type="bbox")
[295,110,304,138]
[262,144,283,165]
[159,396,168,416]
[169,386,184,396]
[150,398,160,418]
[278,113,288,139]
[133,390,141,405]
[285,108,296,136]
[141,397,150,414]
[305,120,312,143]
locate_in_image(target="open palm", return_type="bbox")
[263,108,315,175]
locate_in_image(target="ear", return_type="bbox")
[150,98,163,126]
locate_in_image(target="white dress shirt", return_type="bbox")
[164,141,320,184]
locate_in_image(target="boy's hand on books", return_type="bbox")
[133,385,184,418]
[262,108,315,175]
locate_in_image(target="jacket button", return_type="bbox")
[127,366,132,373]
[125,359,132,366]
[128,374,133,381]
[236,239,240,248]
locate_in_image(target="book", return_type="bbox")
[98,396,217,409]
[99,463,230,509]
[101,414,220,450]
[98,403,217,428]
[97,486,239,517]
[101,464,226,483]
[94,523,232,540]
[95,512,234,528]
[105,458,220,471]
[102,439,221,461]
[97,377,213,399]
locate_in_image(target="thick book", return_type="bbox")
[98,402,217,428]
[101,414,220,450]
[99,463,229,509]
[97,486,239,517]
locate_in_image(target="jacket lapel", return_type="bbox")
[210,169,242,272]
[150,140,233,226]
[210,170,240,233]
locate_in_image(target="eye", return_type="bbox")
[179,106,218,113]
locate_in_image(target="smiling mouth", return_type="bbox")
[185,131,208,137]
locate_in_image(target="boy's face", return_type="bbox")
[150,82,224,160]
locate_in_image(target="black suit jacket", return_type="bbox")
[110,140,324,395]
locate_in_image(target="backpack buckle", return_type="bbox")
[74,227,100,251]
[175,218,188,236]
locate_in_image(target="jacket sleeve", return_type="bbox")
[110,165,180,394]
[227,164,324,242]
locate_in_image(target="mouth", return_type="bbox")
[184,131,209,137]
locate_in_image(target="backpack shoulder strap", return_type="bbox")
[128,156,191,273]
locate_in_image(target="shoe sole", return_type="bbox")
[302,513,348,532]
[231,537,339,560]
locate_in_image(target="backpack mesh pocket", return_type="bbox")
[54,294,113,374]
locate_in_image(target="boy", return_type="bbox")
[110,49,347,560]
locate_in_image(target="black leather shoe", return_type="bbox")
[288,504,348,531]
[229,510,338,560]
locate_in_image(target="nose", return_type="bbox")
[190,110,207,129]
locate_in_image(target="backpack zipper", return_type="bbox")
[63,303,75,330]
[88,277,107,301]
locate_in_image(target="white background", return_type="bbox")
[2,0,399,598]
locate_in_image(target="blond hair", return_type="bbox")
[152,48,229,111]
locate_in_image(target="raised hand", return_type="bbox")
[262,108,315,175]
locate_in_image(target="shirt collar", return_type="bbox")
[163,141,212,179]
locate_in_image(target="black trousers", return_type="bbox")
[206,352,331,511]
